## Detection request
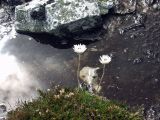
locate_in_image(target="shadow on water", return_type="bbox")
[18,31,100,49]
[31,34,97,49]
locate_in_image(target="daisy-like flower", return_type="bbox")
[47,89,51,92]
[73,44,87,54]
[97,55,111,92]
[99,55,111,64]
[73,44,87,90]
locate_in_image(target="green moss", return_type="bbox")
[8,88,143,120]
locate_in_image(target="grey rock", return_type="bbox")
[15,0,113,37]
[98,0,114,15]
[0,104,6,113]
[0,104,7,120]
[0,0,28,6]
[0,117,6,120]
[153,3,160,10]
[6,0,31,6]
[30,5,45,21]
[114,0,136,14]
[144,0,154,6]
[133,58,143,64]
[0,8,10,23]
[146,105,160,120]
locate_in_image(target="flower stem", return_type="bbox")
[97,64,106,93]
[77,54,81,90]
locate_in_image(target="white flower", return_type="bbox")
[59,88,65,95]
[68,92,74,96]
[47,89,51,92]
[73,44,87,54]
[99,55,111,64]
[54,95,60,99]
[65,92,74,98]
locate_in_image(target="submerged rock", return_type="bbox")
[79,66,101,93]
[15,0,113,37]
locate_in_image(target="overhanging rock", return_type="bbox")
[15,0,114,37]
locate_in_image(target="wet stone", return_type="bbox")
[0,117,6,120]
[0,104,7,120]
[0,104,6,113]
[145,105,160,120]
[133,58,143,64]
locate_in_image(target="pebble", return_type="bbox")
[133,58,143,64]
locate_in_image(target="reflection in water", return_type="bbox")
[0,25,40,108]
[0,23,77,109]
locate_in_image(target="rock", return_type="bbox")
[30,5,45,20]
[98,0,114,15]
[133,57,143,64]
[145,105,160,120]
[0,8,10,23]
[0,117,6,120]
[80,67,101,93]
[153,3,160,10]
[6,0,31,6]
[15,0,114,38]
[7,0,24,6]
[114,0,136,14]
[0,104,7,120]
[144,0,154,6]
[0,104,6,113]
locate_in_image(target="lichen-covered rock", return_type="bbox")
[98,0,114,15]
[15,0,113,37]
